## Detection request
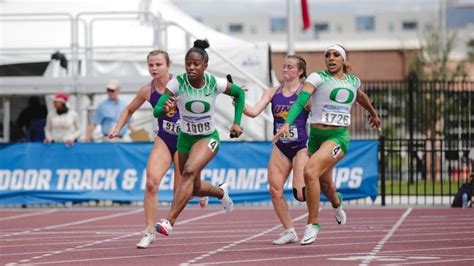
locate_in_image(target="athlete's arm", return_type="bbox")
[224,82,245,126]
[356,88,381,130]
[109,85,148,138]
[285,82,315,125]
[244,87,277,118]
[153,88,175,118]
[272,82,314,143]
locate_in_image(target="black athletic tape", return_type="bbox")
[293,187,306,202]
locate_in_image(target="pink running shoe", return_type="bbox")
[199,197,209,208]
[155,219,173,236]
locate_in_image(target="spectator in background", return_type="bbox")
[44,93,81,146]
[16,96,48,142]
[85,79,132,142]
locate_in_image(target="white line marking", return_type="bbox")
[6,210,224,265]
[360,207,412,266]
[181,209,312,265]
[0,209,142,239]
[380,245,474,255]
[390,257,474,265]
[0,209,57,221]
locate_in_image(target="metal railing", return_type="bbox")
[360,79,473,205]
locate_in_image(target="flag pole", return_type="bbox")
[287,0,295,55]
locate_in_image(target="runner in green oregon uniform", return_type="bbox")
[152,39,245,236]
[273,44,381,245]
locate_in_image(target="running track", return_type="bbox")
[1,206,473,265]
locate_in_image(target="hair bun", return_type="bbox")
[193,39,210,50]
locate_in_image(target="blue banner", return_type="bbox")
[0,141,378,205]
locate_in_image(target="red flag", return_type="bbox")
[301,0,311,30]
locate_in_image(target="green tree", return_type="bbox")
[408,25,467,80]
[467,39,474,62]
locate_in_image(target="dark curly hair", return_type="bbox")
[185,39,210,63]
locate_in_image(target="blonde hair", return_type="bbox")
[147,50,171,66]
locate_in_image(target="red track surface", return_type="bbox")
[1,206,473,265]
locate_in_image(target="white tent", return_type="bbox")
[0,0,273,141]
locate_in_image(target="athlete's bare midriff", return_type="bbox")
[311,123,344,129]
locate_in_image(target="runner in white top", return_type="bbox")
[166,72,228,135]
[152,39,245,236]
[273,44,381,245]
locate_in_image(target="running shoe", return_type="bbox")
[335,192,347,225]
[155,219,173,236]
[272,228,299,245]
[300,224,320,245]
[199,197,209,208]
[136,231,156,249]
[219,183,233,213]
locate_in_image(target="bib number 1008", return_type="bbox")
[184,121,211,134]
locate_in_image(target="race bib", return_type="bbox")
[182,115,213,135]
[162,120,180,135]
[277,123,298,143]
[321,105,351,126]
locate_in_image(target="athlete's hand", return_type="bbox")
[108,127,120,139]
[229,124,243,138]
[369,115,382,132]
[64,138,74,147]
[272,123,289,144]
[163,97,176,114]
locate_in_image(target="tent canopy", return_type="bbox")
[0,0,273,141]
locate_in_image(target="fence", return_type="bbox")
[355,79,473,205]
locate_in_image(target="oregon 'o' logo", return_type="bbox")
[329,88,355,104]
[185,100,211,114]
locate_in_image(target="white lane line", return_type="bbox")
[181,210,313,266]
[0,210,58,221]
[360,207,412,266]
[380,245,474,255]
[390,257,474,265]
[0,208,142,239]
[6,210,224,266]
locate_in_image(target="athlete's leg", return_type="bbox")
[319,171,340,208]
[167,138,219,225]
[171,152,180,197]
[144,137,173,233]
[268,146,292,229]
[304,140,344,225]
[320,169,346,225]
[292,148,309,202]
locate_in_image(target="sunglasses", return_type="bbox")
[106,89,117,93]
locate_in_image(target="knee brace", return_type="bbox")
[293,187,306,202]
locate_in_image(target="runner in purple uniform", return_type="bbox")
[243,55,310,244]
[108,50,207,249]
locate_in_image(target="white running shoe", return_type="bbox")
[199,197,209,208]
[136,231,156,249]
[300,224,320,245]
[155,219,173,236]
[335,192,347,225]
[272,228,299,245]
[219,183,233,213]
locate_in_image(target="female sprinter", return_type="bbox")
[152,39,245,236]
[273,44,381,245]
[244,55,309,244]
[109,50,207,248]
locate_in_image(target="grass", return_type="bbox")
[379,179,466,195]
